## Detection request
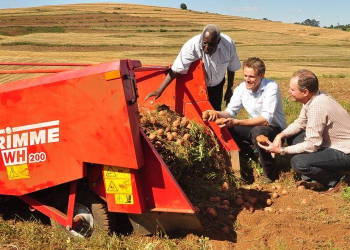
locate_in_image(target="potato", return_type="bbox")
[256,135,268,144]
[221,182,230,191]
[220,205,230,211]
[281,189,288,195]
[256,184,263,191]
[215,118,226,125]
[176,139,184,145]
[223,200,230,206]
[264,207,274,212]
[183,133,190,141]
[158,110,167,116]
[154,141,162,149]
[206,207,217,218]
[140,117,147,124]
[180,117,189,127]
[167,133,174,141]
[150,117,156,124]
[171,132,178,138]
[157,128,164,136]
[149,133,157,141]
[209,196,220,202]
[165,127,170,132]
[202,111,210,121]
[247,197,257,205]
[271,192,279,198]
[234,197,244,206]
[221,226,230,234]
[266,199,272,205]
[167,117,172,122]
[173,120,180,127]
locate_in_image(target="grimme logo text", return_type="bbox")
[0,120,59,166]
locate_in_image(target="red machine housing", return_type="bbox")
[0,59,240,235]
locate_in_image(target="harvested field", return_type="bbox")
[0,3,350,250]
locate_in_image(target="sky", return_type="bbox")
[0,0,349,27]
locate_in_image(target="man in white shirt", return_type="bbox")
[206,57,286,183]
[145,24,241,110]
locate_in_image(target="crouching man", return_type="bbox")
[205,57,286,183]
[258,70,350,192]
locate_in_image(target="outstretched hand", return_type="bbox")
[145,90,162,101]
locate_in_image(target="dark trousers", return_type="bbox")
[207,78,225,111]
[228,125,282,180]
[290,132,350,188]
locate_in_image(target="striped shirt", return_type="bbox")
[284,91,350,154]
[171,34,241,87]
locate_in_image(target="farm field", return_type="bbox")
[0,3,350,249]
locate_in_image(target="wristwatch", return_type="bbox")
[280,147,285,156]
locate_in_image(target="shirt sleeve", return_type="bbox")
[283,105,307,138]
[227,41,241,72]
[225,83,243,117]
[171,39,199,74]
[285,104,327,154]
[260,82,280,124]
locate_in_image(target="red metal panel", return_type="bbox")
[0,60,144,195]
[138,130,195,213]
[135,66,176,111]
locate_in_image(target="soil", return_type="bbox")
[194,181,350,249]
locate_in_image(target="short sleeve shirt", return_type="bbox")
[171,33,241,87]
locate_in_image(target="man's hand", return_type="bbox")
[224,88,233,106]
[145,90,162,101]
[258,139,281,154]
[218,118,239,128]
[205,110,220,121]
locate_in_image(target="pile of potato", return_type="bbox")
[140,105,225,181]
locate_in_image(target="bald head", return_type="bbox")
[201,24,221,55]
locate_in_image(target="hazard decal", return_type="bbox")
[115,194,134,204]
[6,164,30,180]
[103,165,134,204]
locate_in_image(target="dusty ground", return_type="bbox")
[0,3,350,249]
[193,179,350,249]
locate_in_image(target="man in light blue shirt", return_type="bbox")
[206,57,286,182]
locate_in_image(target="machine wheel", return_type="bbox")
[51,186,115,238]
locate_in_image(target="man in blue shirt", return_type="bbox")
[206,57,286,182]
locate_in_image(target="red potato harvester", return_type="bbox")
[0,59,240,237]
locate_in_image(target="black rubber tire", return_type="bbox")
[51,186,115,237]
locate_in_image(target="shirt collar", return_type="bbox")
[305,90,321,106]
[247,78,267,94]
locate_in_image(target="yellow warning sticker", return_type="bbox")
[115,194,134,204]
[105,179,120,193]
[104,166,133,204]
[103,165,130,179]
[6,164,30,180]
[105,178,132,194]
